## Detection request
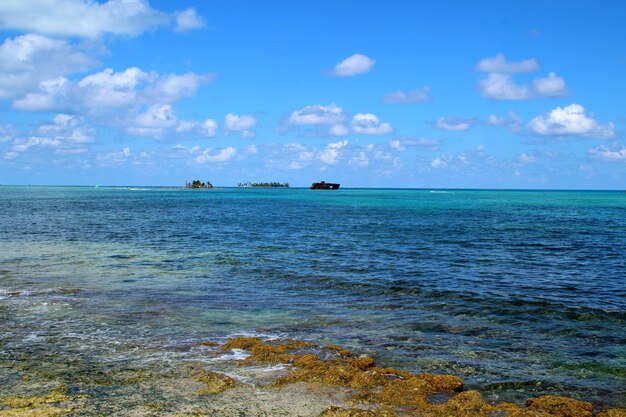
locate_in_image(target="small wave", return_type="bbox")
[211,348,250,362]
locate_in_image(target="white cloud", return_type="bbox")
[13,77,71,111]
[434,117,474,131]
[431,156,447,168]
[475,53,539,74]
[96,147,131,165]
[176,119,218,137]
[195,147,237,164]
[0,34,96,100]
[0,0,172,38]
[485,112,523,132]
[532,72,568,97]
[390,137,439,151]
[382,86,430,104]
[4,113,95,159]
[224,113,256,131]
[201,119,218,137]
[287,103,345,125]
[318,140,348,164]
[329,124,349,136]
[527,104,615,138]
[127,104,177,137]
[37,113,94,144]
[486,114,506,126]
[144,72,212,103]
[224,113,257,138]
[349,151,370,167]
[11,67,211,113]
[174,8,205,32]
[478,73,531,100]
[175,120,196,133]
[77,67,149,108]
[330,53,375,77]
[351,113,394,135]
[10,137,61,153]
[475,54,568,100]
[588,145,626,161]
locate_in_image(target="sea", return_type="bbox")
[0,186,624,413]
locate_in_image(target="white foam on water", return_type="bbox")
[211,348,250,362]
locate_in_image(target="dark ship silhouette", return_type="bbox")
[310,181,340,190]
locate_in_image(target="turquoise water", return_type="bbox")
[0,186,625,408]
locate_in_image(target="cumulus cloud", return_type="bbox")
[434,117,474,131]
[127,103,177,137]
[318,140,348,164]
[195,147,237,164]
[201,119,218,137]
[382,86,430,104]
[588,145,626,161]
[224,113,257,138]
[330,54,375,77]
[527,104,614,138]
[475,53,539,74]
[484,112,523,132]
[475,53,567,100]
[284,104,348,137]
[0,34,97,100]
[174,8,205,32]
[176,119,218,137]
[4,113,95,159]
[478,73,531,100]
[287,103,346,126]
[351,113,394,135]
[12,66,211,113]
[0,0,193,38]
[532,72,568,97]
[37,113,94,144]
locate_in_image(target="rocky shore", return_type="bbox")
[1,337,624,417]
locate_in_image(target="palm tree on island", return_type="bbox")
[185,180,213,189]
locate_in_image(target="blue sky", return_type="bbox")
[0,0,625,188]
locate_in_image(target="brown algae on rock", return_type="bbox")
[523,396,594,417]
[318,406,397,416]
[215,336,626,417]
[197,371,240,395]
[0,385,74,417]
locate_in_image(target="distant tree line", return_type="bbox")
[238,182,289,188]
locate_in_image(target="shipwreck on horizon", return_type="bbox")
[310,181,340,190]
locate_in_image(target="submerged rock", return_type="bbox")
[318,406,396,416]
[524,396,594,417]
[197,371,240,395]
[215,336,625,417]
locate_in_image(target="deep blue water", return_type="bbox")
[0,186,625,407]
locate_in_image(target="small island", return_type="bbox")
[185,180,213,189]
[238,182,289,188]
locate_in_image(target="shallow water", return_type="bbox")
[0,186,625,411]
